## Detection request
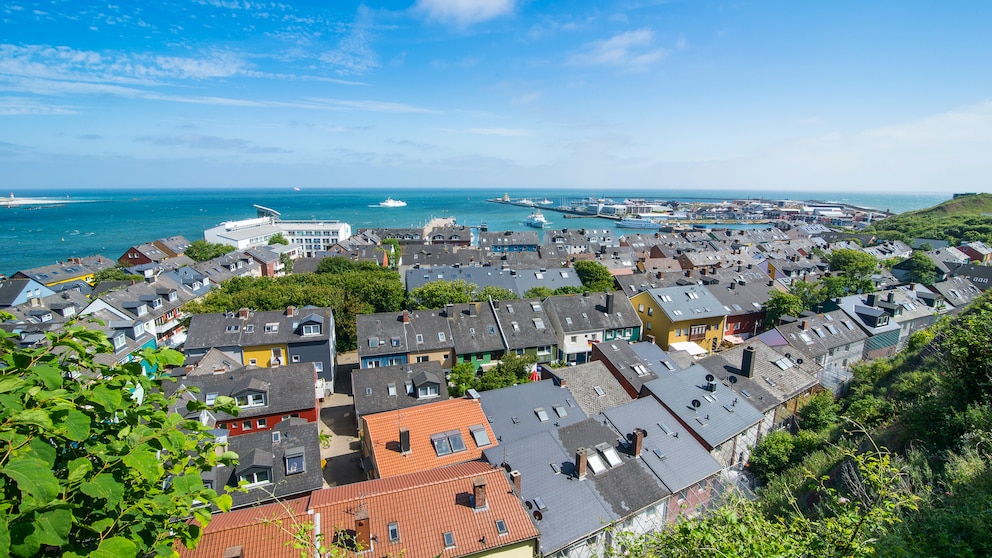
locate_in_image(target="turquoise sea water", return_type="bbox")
[0,188,948,276]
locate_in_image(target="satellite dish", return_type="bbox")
[796,358,804,365]
[705,374,715,382]
[525,501,533,510]
[691,399,701,408]
[533,511,543,521]
[729,376,738,384]
[785,353,792,359]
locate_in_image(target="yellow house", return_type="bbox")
[241,342,289,368]
[631,285,727,352]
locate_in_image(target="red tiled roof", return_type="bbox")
[310,461,538,558]
[362,398,497,478]
[177,496,310,558]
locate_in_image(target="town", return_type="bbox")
[0,196,986,558]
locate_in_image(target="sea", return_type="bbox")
[0,187,948,277]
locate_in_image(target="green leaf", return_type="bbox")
[123,449,161,479]
[30,364,64,390]
[0,515,10,558]
[90,385,123,411]
[170,474,203,495]
[9,519,40,558]
[81,474,124,507]
[215,493,233,513]
[10,409,54,430]
[68,457,93,483]
[2,458,59,504]
[89,536,137,558]
[90,518,115,534]
[34,508,71,546]
[28,437,57,468]
[0,376,25,394]
[62,409,91,442]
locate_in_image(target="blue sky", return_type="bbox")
[2,0,991,192]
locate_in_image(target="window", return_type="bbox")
[637,304,644,312]
[205,392,218,405]
[113,335,126,349]
[416,334,424,344]
[416,355,429,363]
[470,424,491,447]
[285,451,305,475]
[533,318,545,330]
[511,321,520,332]
[443,532,455,549]
[244,324,254,333]
[418,384,440,398]
[292,355,301,363]
[225,325,240,333]
[570,336,577,343]
[240,469,270,486]
[431,431,467,456]
[553,405,567,417]
[535,408,549,422]
[313,361,323,373]
[388,522,400,543]
[264,322,279,333]
[387,383,397,396]
[647,307,653,316]
[248,358,257,365]
[438,332,446,341]
[390,337,401,347]
[302,324,320,335]
[495,520,508,535]
[236,393,266,407]
[242,421,253,430]
[256,418,267,428]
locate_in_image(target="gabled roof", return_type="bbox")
[544,291,641,334]
[643,363,764,449]
[767,309,868,357]
[446,302,506,355]
[351,361,449,420]
[592,339,661,395]
[495,298,558,351]
[362,398,497,478]
[177,497,309,558]
[628,341,685,374]
[479,380,589,445]
[184,307,334,352]
[638,285,727,322]
[931,277,981,310]
[356,309,454,358]
[168,363,316,422]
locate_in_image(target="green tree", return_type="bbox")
[828,248,878,293]
[764,291,805,326]
[748,430,795,482]
[448,361,479,397]
[475,286,519,302]
[799,391,839,431]
[380,238,400,268]
[279,253,294,274]
[524,286,554,299]
[91,267,136,285]
[267,233,289,246]
[185,240,235,262]
[0,317,238,557]
[789,279,826,310]
[902,251,938,285]
[553,285,586,295]
[573,260,614,291]
[408,280,475,310]
[478,352,537,392]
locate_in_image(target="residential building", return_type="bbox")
[184,306,336,384]
[835,294,903,360]
[631,285,727,353]
[0,278,55,308]
[544,291,641,364]
[494,298,558,363]
[13,255,115,286]
[118,242,170,266]
[204,206,352,257]
[356,309,454,369]
[448,301,506,369]
[479,231,540,253]
[82,276,193,347]
[958,241,992,264]
[352,361,449,423]
[542,361,633,417]
[591,339,663,399]
[359,396,497,479]
[930,276,982,313]
[405,265,584,298]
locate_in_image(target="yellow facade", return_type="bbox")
[463,539,537,558]
[631,291,726,352]
[409,348,454,366]
[242,343,290,367]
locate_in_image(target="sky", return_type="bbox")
[1,0,991,193]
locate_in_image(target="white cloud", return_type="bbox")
[863,101,992,142]
[569,28,667,69]
[414,0,514,26]
[512,91,541,105]
[134,133,291,154]
[465,127,530,136]
[320,22,378,74]
[0,96,76,115]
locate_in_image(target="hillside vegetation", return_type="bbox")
[867,193,992,245]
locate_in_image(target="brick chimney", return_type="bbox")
[632,428,645,457]
[399,428,411,454]
[286,306,296,317]
[576,448,589,479]
[509,470,521,493]
[800,319,809,330]
[238,307,250,319]
[473,476,487,510]
[402,309,410,324]
[355,505,371,551]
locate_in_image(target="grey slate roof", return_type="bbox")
[544,291,641,334]
[478,230,540,251]
[602,397,722,494]
[479,380,589,445]
[446,301,507,356]
[356,309,454,358]
[640,285,727,322]
[931,277,981,311]
[168,363,316,423]
[592,339,661,396]
[629,341,685,374]
[774,309,868,356]
[351,361,448,420]
[697,340,821,414]
[643,362,764,449]
[184,307,333,353]
[546,361,632,417]
[213,418,323,509]
[494,298,558,352]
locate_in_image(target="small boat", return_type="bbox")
[370,198,407,208]
[293,187,301,191]
[525,210,550,229]
[538,198,553,205]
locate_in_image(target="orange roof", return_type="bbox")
[177,496,309,558]
[310,461,538,558]
[362,398,498,478]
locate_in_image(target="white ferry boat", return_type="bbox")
[525,210,550,228]
[370,198,407,208]
[616,217,661,229]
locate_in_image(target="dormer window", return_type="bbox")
[135,305,147,316]
[285,449,305,475]
[167,291,178,302]
[239,469,270,487]
[113,334,126,349]
[150,299,162,309]
[236,392,266,407]
[302,324,321,335]
[264,322,279,333]
[418,384,439,398]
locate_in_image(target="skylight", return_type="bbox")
[594,386,606,396]
[598,443,622,468]
[773,357,794,370]
[535,408,549,422]
[553,405,567,417]
[470,424,491,447]
[587,453,608,474]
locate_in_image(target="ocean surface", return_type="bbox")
[1,188,948,276]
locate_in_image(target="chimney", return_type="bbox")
[575,448,589,479]
[222,546,244,558]
[468,303,478,317]
[509,470,521,493]
[238,307,250,319]
[606,292,616,315]
[741,345,756,378]
[866,294,877,307]
[887,292,895,303]
[286,306,296,317]
[686,269,692,277]
[399,428,411,454]
[632,428,645,457]
[355,505,371,550]
[444,303,454,317]
[402,310,410,324]
[473,476,488,510]
[800,319,809,330]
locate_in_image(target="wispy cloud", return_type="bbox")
[414,0,515,26]
[77,133,102,140]
[388,138,436,149]
[569,28,667,69]
[134,133,291,154]
[0,96,76,115]
[466,127,530,136]
[320,8,379,75]
[512,91,542,105]
[864,101,992,142]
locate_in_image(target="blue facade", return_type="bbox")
[361,353,408,369]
